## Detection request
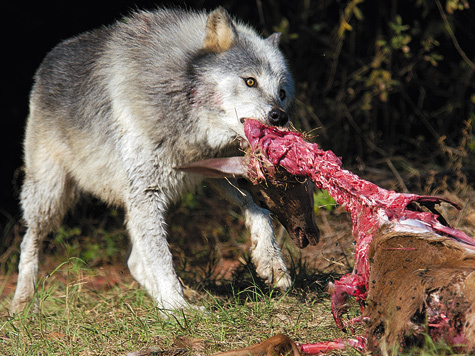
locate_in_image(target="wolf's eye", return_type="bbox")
[279,89,287,101]
[244,77,257,88]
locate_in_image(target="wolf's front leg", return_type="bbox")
[243,203,292,290]
[125,192,188,312]
[209,179,291,290]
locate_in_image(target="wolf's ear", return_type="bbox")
[266,33,281,48]
[203,7,237,53]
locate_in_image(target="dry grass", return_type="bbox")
[0,257,362,356]
[0,166,474,356]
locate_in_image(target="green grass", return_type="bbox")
[1,180,472,355]
[1,256,458,355]
[0,257,361,356]
[2,263,468,355]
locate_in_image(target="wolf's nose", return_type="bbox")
[268,107,289,126]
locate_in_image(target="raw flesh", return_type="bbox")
[244,119,475,352]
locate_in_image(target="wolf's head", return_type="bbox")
[188,8,295,142]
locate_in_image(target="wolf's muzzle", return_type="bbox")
[268,107,289,127]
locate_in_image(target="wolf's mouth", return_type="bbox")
[238,118,251,150]
[239,137,250,150]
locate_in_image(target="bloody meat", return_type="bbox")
[244,119,475,352]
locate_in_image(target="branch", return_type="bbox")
[434,0,475,71]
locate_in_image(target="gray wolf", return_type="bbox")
[11,7,296,313]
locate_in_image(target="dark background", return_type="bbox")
[2,0,475,230]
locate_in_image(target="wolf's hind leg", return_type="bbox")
[11,162,76,314]
[208,179,292,290]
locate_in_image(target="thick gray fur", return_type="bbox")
[12,7,295,314]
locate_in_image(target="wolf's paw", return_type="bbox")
[256,257,292,291]
[272,268,292,291]
[157,303,208,318]
[10,298,39,316]
[155,291,208,317]
[10,301,24,316]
